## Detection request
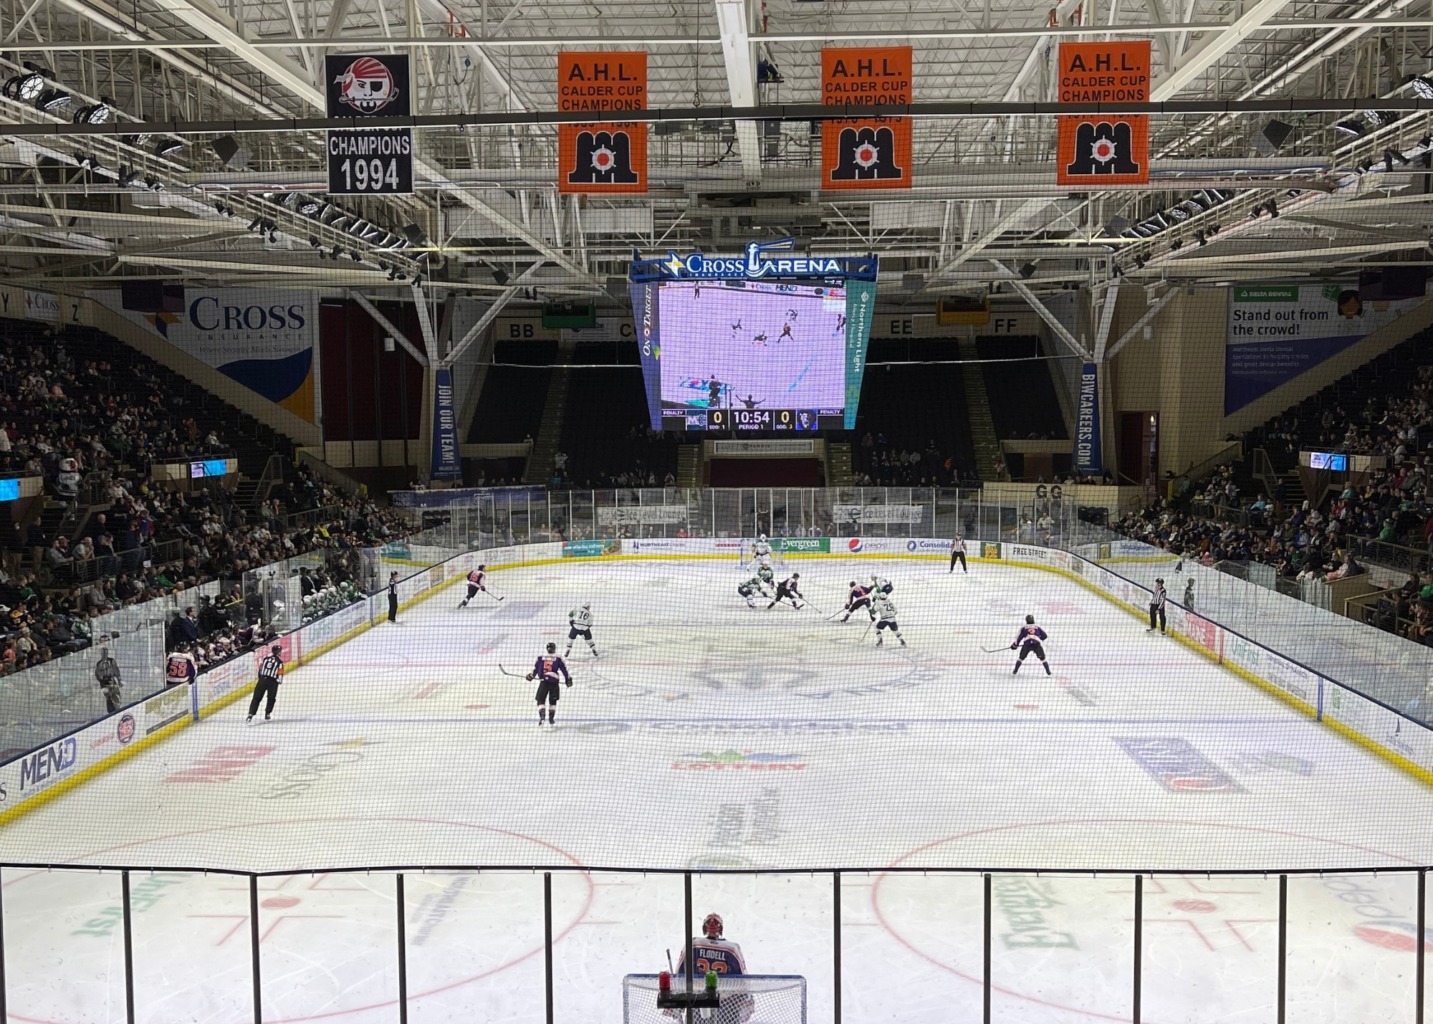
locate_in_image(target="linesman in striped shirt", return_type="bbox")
[247,644,285,723]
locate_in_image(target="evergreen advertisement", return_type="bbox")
[844,280,876,429]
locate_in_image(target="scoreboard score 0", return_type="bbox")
[664,408,843,432]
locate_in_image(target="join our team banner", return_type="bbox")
[429,367,461,481]
[1225,283,1427,414]
[821,46,912,190]
[93,288,321,424]
[557,51,648,194]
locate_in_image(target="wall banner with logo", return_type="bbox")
[844,279,877,428]
[93,288,321,423]
[630,280,663,429]
[324,54,414,195]
[1225,283,1428,414]
[1074,362,1103,474]
[558,52,647,194]
[430,367,461,481]
[821,46,912,191]
[1055,41,1150,187]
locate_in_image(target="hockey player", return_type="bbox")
[457,564,490,607]
[870,573,894,596]
[752,533,773,569]
[566,602,598,658]
[840,580,876,622]
[1148,578,1168,634]
[1183,577,1195,613]
[526,642,572,728]
[675,913,747,977]
[164,644,197,688]
[1010,614,1051,675]
[737,573,771,608]
[766,572,804,610]
[873,593,906,647]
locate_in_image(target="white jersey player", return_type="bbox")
[873,594,906,647]
[675,913,747,977]
[870,574,893,596]
[457,564,491,607]
[752,533,773,569]
[565,602,598,658]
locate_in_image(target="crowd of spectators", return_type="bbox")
[855,433,968,487]
[1113,364,1433,642]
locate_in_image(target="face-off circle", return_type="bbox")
[872,819,1422,1021]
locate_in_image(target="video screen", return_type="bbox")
[634,279,862,432]
[1308,451,1348,471]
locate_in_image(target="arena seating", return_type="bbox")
[850,338,977,484]
[560,344,679,486]
[977,336,1068,440]
[467,340,558,444]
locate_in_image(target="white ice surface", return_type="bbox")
[2,557,1432,1023]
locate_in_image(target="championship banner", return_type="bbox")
[558,52,647,194]
[1055,41,1150,186]
[93,288,321,423]
[1074,362,1103,474]
[430,367,461,481]
[821,47,912,190]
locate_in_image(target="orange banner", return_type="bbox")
[1055,41,1150,186]
[557,51,648,194]
[821,46,912,190]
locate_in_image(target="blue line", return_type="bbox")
[787,362,811,392]
[288,716,1294,727]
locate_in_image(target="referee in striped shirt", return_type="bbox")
[247,644,285,723]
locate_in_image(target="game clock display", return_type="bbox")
[665,408,842,432]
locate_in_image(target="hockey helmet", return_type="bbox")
[478,564,486,571]
[546,642,557,654]
[1025,614,1035,624]
[702,912,723,939]
[759,533,767,541]
[792,572,800,579]
[582,602,591,609]
[1156,577,1165,584]
[849,581,856,588]
[271,644,281,654]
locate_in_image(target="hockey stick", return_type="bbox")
[980,645,1010,654]
[497,664,527,678]
[483,588,506,602]
[801,599,825,616]
[860,618,874,641]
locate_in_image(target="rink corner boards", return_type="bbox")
[999,553,1433,791]
[0,556,538,830]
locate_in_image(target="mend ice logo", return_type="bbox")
[20,736,78,791]
[1115,736,1243,792]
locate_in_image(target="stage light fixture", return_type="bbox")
[1410,75,1433,100]
[72,100,112,124]
[144,176,162,191]
[1169,239,1183,251]
[1334,119,1366,137]
[117,167,138,187]
[1195,231,1207,247]
[297,198,322,216]
[1266,199,1279,218]
[153,139,183,157]
[3,69,46,102]
[35,88,70,112]
[1135,256,1146,269]
[309,237,320,248]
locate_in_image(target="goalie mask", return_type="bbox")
[702,912,723,939]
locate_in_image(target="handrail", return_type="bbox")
[1180,438,1244,483]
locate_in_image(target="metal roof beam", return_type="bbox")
[1150,0,1293,100]
[713,0,763,183]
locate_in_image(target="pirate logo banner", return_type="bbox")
[558,52,648,194]
[821,46,912,190]
[1055,41,1150,186]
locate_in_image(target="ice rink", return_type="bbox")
[3,554,1433,1023]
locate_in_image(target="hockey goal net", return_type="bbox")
[623,974,807,1024]
[737,539,786,571]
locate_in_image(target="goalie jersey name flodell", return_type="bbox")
[676,937,747,976]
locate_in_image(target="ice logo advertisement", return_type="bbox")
[333,56,400,114]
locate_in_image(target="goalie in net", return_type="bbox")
[623,913,805,1024]
[738,534,785,571]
